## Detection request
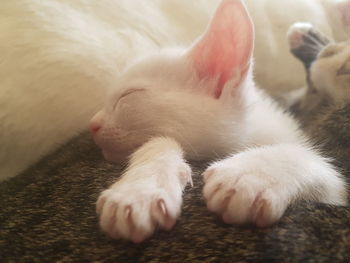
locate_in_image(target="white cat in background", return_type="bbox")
[91,0,347,243]
[1,0,350,181]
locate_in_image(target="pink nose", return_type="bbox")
[89,121,101,135]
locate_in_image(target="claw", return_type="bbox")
[202,169,215,182]
[219,189,235,213]
[125,206,132,220]
[124,205,141,242]
[188,174,194,187]
[250,191,265,222]
[179,164,193,188]
[158,199,167,216]
[207,183,222,202]
[156,199,176,230]
[124,205,136,234]
[255,199,272,228]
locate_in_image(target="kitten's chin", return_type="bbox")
[102,149,128,163]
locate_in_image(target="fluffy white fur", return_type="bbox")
[92,0,347,243]
[96,137,192,242]
[1,0,350,180]
[0,0,215,180]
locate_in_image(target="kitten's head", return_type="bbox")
[89,0,254,162]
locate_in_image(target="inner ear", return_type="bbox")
[188,0,254,98]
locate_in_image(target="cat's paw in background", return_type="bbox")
[202,153,295,227]
[96,138,192,243]
[288,22,314,50]
[287,22,330,69]
[288,21,350,105]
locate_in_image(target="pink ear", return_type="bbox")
[338,0,350,26]
[189,0,254,98]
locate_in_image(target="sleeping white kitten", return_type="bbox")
[91,0,347,243]
[2,0,350,181]
[0,0,215,181]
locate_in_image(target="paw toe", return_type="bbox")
[253,191,286,227]
[151,199,177,230]
[99,200,118,231]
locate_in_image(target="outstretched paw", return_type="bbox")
[202,157,292,227]
[96,162,191,243]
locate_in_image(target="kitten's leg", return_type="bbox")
[202,143,347,227]
[96,137,192,243]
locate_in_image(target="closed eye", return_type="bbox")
[112,88,146,110]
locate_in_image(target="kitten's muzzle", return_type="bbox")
[89,110,105,136]
[89,122,101,136]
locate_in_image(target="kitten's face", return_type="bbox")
[89,0,254,162]
[90,51,241,161]
[311,40,350,102]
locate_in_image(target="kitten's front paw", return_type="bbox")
[96,162,191,243]
[202,159,290,227]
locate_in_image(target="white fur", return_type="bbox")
[1,0,350,180]
[203,144,345,226]
[92,0,347,242]
[96,137,191,243]
[0,0,216,180]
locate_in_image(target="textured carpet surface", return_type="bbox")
[1,129,350,262]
